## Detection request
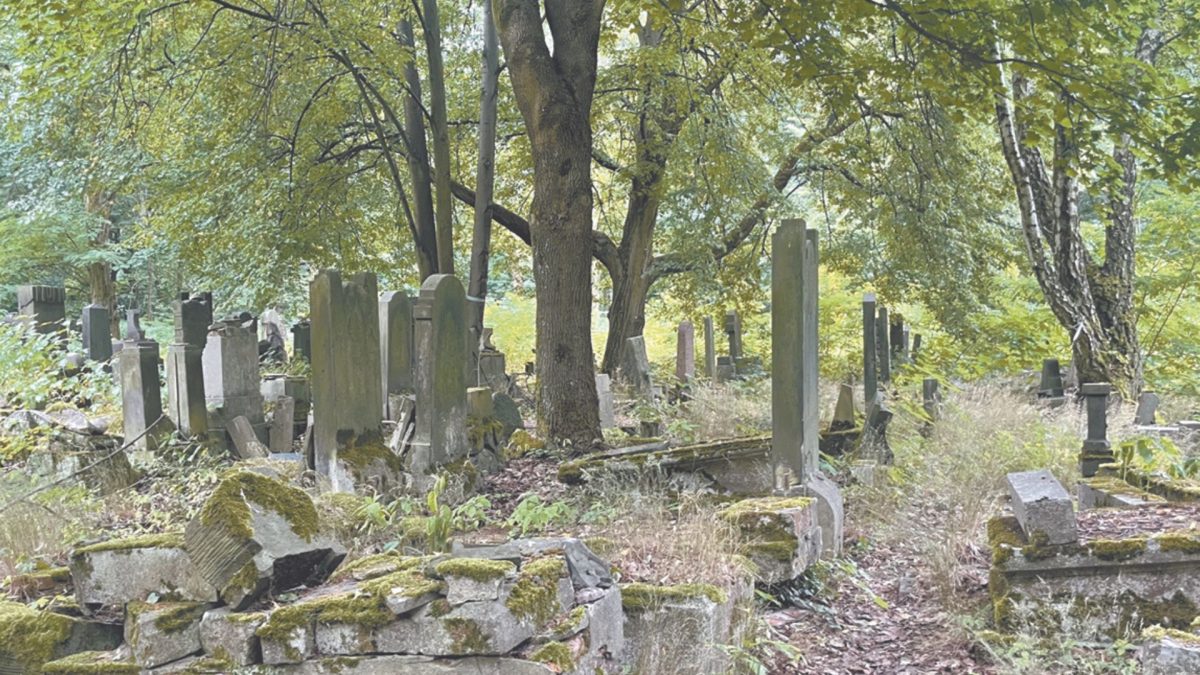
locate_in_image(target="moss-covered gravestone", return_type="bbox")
[412,275,469,480]
[379,291,415,420]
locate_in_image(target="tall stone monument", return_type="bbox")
[412,274,468,479]
[120,339,166,452]
[702,316,716,379]
[202,319,264,445]
[876,306,891,384]
[724,311,743,362]
[1080,382,1113,477]
[167,293,212,438]
[379,291,415,419]
[675,320,695,383]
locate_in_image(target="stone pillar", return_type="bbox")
[120,339,166,451]
[771,218,809,481]
[876,306,891,384]
[922,378,942,422]
[174,292,213,350]
[862,294,878,411]
[82,304,113,362]
[801,228,820,470]
[125,309,145,341]
[1038,358,1065,398]
[291,319,312,362]
[412,274,468,478]
[596,373,615,429]
[17,285,66,342]
[620,335,653,397]
[311,271,383,484]
[379,291,415,419]
[675,320,695,384]
[724,311,743,362]
[1080,382,1113,477]
[202,320,264,440]
[912,333,923,365]
[702,316,716,379]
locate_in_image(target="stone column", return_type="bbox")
[291,319,312,362]
[1080,382,1113,477]
[801,228,820,470]
[82,304,113,362]
[167,293,213,438]
[771,218,809,481]
[412,274,468,478]
[120,339,166,452]
[876,306,891,384]
[174,292,213,350]
[379,291,415,418]
[311,271,383,485]
[675,320,695,383]
[17,285,66,342]
[724,311,743,362]
[596,373,615,429]
[862,294,878,411]
[702,316,716,379]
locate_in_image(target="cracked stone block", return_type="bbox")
[277,655,554,674]
[1142,628,1200,675]
[199,608,264,666]
[371,598,536,656]
[436,558,518,605]
[70,534,217,607]
[622,578,753,675]
[261,620,315,664]
[1006,469,1078,544]
[718,496,823,585]
[0,602,123,673]
[125,601,210,668]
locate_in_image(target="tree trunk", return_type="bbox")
[420,0,455,274]
[84,189,119,338]
[600,186,660,375]
[495,0,604,450]
[398,20,440,279]
[468,0,501,360]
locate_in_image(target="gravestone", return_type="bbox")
[596,373,616,429]
[620,336,653,397]
[120,339,166,452]
[912,333,923,365]
[1080,382,1113,477]
[412,274,469,479]
[771,219,814,481]
[724,310,742,361]
[801,227,820,466]
[831,383,857,431]
[82,304,113,362]
[290,319,312,362]
[269,396,296,454]
[202,319,264,445]
[1038,358,1065,399]
[876,306,891,384]
[1135,391,1160,426]
[862,294,878,410]
[675,320,695,383]
[474,327,510,394]
[228,415,268,459]
[16,285,66,341]
[379,291,415,419]
[889,317,906,365]
[862,391,894,464]
[174,292,213,350]
[922,377,942,432]
[167,293,213,438]
[1006,469,1077,545]
[125,309,145,341]
[311,271,383,487]
[703,316,716,379]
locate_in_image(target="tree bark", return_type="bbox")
[420,0,455,274]
[398,20,439,279]
[494,0,604,450]
[468,0,501,361]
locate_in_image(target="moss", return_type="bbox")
[989,567,1014,627]
[175,654,235,673]
[40,651,139,674]
[428,598,452,617]
[1142,624,1200,646]
[0,600,74,669]
[339,437,403,475]
[620,582,727,613]
[220,561,261,600]
[546,605,588,639]
[505,556,567,627]
[746,540,799,562]
[444,617,491,654]
[467,415,504,449]
[505,430,545,460]
[1079,476,1164,502]
[440,458,480,492]
[718,497,814,520]
[987,516,1025,567]
[1089,538,1148,562]
[435,558,516,582]
[199,470,319,543]
[73,532,185,555]
[583,536,617,557]
[148,602,207,634]
[557,460,586,485]
[1155,532,1200,555]
[224,611,267,625]
[530,641,576,671]
[330,552,429,583]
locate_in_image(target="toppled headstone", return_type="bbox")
[70,533,217,607]
[229,415,269,459]
[1006,469,1077,545]
[125,601,209,668]
[0,601,123,673]
[719,496,822,584]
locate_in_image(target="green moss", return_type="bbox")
[428,598,452,617]
[199,470,319,543]
[467,416,504,449]
[444,617,491,654]
[746,540,799,562]
[224,611,267,625]
[1079,476,1164,502]
[175,654,235,673]
[620,582,727,613]
[1143,624,1200,646]
[557,460,586,484]
[530,641,576,671]
[718,497,814,520]
[148,602,207,634]
[435,558,516,582]
[1089,538,1148,562]
[339,437,403,475]
[1155,532,1200,555]
[330,553,429,583]
[73,532,185,555]
[505,556,567,627]
[40,651,139,674]
[505,430,545,460]
[583,536,616,557]
[220,561,261,600]
[440,458,480,492]
[0,601,75,669]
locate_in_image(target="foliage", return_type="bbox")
[504,494,575,538]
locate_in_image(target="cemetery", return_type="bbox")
[2,2,1200,674]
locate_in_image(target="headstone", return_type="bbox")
[291,319,312,362]
[1080,382,1113,477]
[228,415,268,459]
[862,294,878,411]
[724,311,743,361]
[901,325,911,364]
[801,228,820,467]
[166,341,207,438]
[1135,391,1160,426]
[202,320,265,439]
[174,292,213,350]
[16,284,66,340]
[1038,358,1065,399]
[311,271,383,487]
[912,333,923,364]
[412,274,469,479]
[82,304,113,362]
[922,378,942,422]
[876,306,891,384]
[125,309,145,341]
[675,320,695,383]
[269,396,296,454]
[889,318,906,365]
[120,339,166,452]
[831,383,856,431]
[596,373,616,429]
[619,336,653,397]
[771,219,814,481]
[715,356,736,383]
[702,316,716,379]
[862,391,893,464]
[379,291,415,419]
[1006,469,1077,545]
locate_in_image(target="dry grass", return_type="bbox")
[671,379,772,442]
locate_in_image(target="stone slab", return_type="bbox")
[1006,469,1077,545]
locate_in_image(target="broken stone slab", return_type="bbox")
[1141,626,1200,675]
[199,608,265,667]
[1077,477,1166,510]
[531,584,624,675]
[277,655,554,674]
[719,496,822,585]
[556,436,774,494]
[70,533,218,607]
[229,415,268,459]
[448,538,612,590]
[435,558,518,604]
[40,649,138,674]
[1006,469,1078,545]
[0,601,123,673]
[125,601,210,668]
[184,470,346,610]
[621,578,753,675]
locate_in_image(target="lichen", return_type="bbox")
[439,458,480,493]
[746,540,799,562]
[40,651,139,674]
[150,602,207,634]
[1155,532,1200,555]
[1143,624,1200,646]
[220,561,261,601]
[620,582,727,613]
[530,641,576,671]
[1089,538,1148,562]
[435,558,515,582]
[504,430,545,460]
[505,556,567,627]
[199,470,319,543]
[73,532,185,555]
[428,598,452,617]
[444,617,491,654]
[467,415,504,449]
[0,600,74,669]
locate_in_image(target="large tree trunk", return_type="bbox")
[468,0,501,359]
[600,183,660,375]
[398,20,440,279]
[421,0,455,274]
[495,0,604,449]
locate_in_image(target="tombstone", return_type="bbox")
[81,304,113,362]
[412,274,469,479]
[16,285,66,341]
[831,383,857,431]
[1135,391,1160,426]
[724,310,743,361]
[291,319,312,362]
[174,292,213,351]
[800,228,821,469]
[862,294,878,410]
[912,333,923,365]
[166,342,207,439]
[771,219,815,481]
[702,316,716,379]
[261,375,311,429]
[862,392,894,464]
[675,320,695,384]
[922,377,942,422]
[124,309,145,341]
[379,291,415,419]
[228,415,268,459]
[876,306,891,384]
[620,336,653,397]
[889,317,906,365]
[311,271,383,487]
[1080,382,1113,477]
[202,319,265,444]
[269,396,296,454]
[715,356,737,383]
[1038,358,1065,399]
[119,339,167,452]
[596,373,616,429]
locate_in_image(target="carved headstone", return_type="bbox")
[922,377,942,422]
[1038,358,1065,399]
[675,320,695,383]
[16,285,66,341]
[1080,382,1113,477]
[82,304,113,362]
[831,383,857,431]
[771,219,813,481]
[269,396,296,454]
[412,274,469,478]
[379,291,415,419]
[120,339,167,452]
